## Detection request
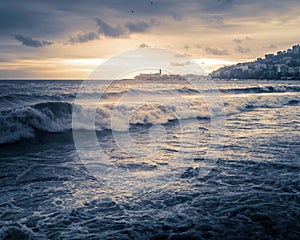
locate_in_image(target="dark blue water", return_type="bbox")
[0,79,299,239]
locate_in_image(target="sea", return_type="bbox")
[0,78,299,239]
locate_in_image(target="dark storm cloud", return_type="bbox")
[198,0,300,20]
[236,45,251,53]
[0,2,68,37]
[15,35,53,48]
[94,18,153,38]
[218,0,233,3]
[0,0,299,39]
[125,21,152,33]
[205,47,229,55]
[95,18,125,38]
[68,32,100,44]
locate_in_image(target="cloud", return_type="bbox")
[174,53,190,58]
[213,15,225,25]
[95,18,125,38]
[94,18,152,38]
[1,0,299,38]
[233,36,253,44]
[205,47,229,55]
[233,38,242,44]
[170,61,192,66]
[171,13,183,21]
[217,0,233,5]
[0,4,66,37]
[14,35,53,48]
[201,15,236,29]
[236,45,251,53]
[125,21,152,33]
[266,44,277,49]
[0,58,9,62]
[139,43,150,48]
[68,32,100,44]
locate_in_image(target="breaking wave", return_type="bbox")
[0,102,73,144]
[81,84,300,98]
[0,91,299,145]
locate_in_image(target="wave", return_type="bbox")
[89,85,300,99]
[0,100,204,144]
[219,85,300,94]
[103,85,300,98]
[0,92,299,144]
[0,85,298,108]
[0,93,76,108]
[178,85,300,95]
[0,102,73,144]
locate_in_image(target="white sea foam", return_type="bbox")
[0,91,299,144]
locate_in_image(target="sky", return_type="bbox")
[0,0,300,79]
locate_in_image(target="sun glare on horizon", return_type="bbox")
[57,57,237,79]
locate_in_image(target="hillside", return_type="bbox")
[210,44,300,80]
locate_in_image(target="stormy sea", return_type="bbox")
[0,78,299,239]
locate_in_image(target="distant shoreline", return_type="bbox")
[211,44,300,80]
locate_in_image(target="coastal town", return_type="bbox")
[126,69,185,82]
[211,44,300,80]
